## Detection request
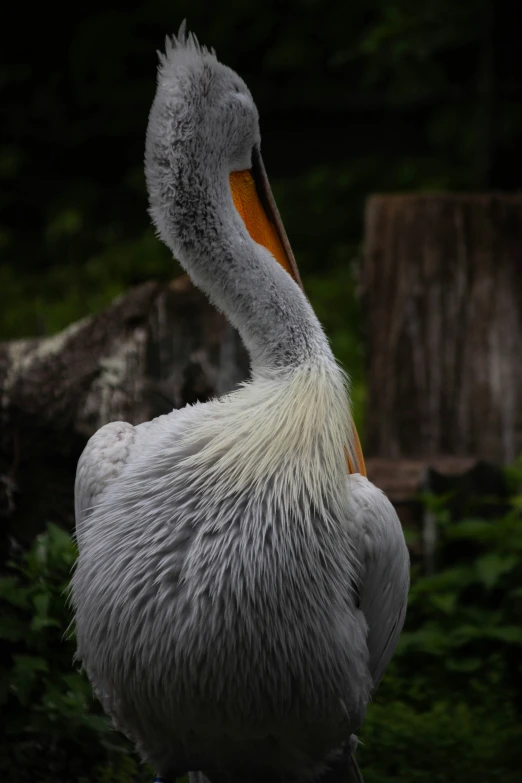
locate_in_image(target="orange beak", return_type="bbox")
[229,147,303,288]
[229,146,366,477]
[344,428,366,478]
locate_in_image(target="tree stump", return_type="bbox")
[363,194,522,464]
[0,277,248,552]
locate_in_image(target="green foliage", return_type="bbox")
[0,524,151,783]
[360,698,522,783]
[358,467,522,781]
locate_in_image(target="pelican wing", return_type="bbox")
[75,421,136,533]
[348,475,410,691]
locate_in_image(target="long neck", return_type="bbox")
[149,153,332,375]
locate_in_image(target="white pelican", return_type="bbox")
[71,24,409,783]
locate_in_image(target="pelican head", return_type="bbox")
[145,23,303,295]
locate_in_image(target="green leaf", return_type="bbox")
[0,576,31,609]
[429,592,457,614]
[0,615,27,641]
[475,553,518,590]
[446,657,482,673]
[485,626,522,644]
[11,656,49,706]
[446,519,495,542]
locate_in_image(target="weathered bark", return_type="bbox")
[0,277,248,548]
[363,194,522,463]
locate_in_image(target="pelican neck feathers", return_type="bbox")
[176,359,354,524]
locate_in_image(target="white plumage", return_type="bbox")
[71,25,409,783]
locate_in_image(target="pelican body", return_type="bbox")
[72,27,409,783]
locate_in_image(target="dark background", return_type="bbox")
[2,0,521,409]
[1,2,522,782]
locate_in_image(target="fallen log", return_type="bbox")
[0,277,248,552]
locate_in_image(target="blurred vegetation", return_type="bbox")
[359,463,522,782]
[2,467,522,781]
[1,1,521,780]
[0,524,151,783]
